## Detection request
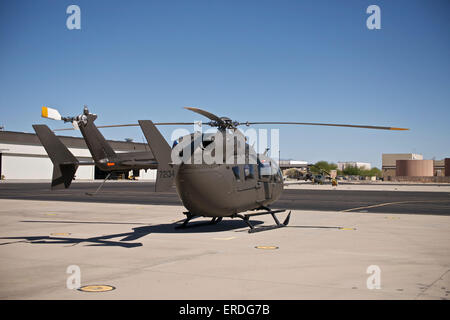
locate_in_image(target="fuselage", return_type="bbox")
[174,143,284,217]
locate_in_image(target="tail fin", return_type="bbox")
[139,120,178,192]
[33,125,79,189]
[78,114,116,162]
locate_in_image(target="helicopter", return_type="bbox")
[34,106,408,233]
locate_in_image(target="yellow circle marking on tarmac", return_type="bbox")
[255,246,279,250]
[50,233,71,236]
[339,227,356,231]
[79,285,115,292]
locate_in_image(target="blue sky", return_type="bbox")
[1,0,449,167]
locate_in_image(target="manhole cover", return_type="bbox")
[78,285,115,292]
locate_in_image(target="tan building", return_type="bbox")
[396,160,433,176]
[382,153,450,182]
[433,159,448,177]
[382,153,423,180]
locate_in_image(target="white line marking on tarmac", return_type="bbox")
[212,237,236,240]
[341,200,450,213]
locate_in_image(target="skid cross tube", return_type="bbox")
[175,212,223,229]
[232,209,291,233]
[174,210,290,233]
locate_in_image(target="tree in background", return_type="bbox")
[310,161,337,174]
[341,166,381,177]
[309,162,381,178]
[361,167,382,177]
[341,165,360,176]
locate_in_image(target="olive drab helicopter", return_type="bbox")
[34,106,408,233]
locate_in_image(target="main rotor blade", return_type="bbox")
[52,122,194,131]
[243,122,409,131]
[184,107,225,125]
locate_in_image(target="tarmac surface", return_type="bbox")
[0,181,449,215]
[0,181,449,299]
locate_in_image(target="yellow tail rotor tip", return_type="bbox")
[41,106,48,118]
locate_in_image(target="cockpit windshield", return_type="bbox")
[258,159,282,182]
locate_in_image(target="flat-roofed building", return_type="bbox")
[382,153,450,182]
[0,130,156,180]
[396,160,433,177]
[382,153,423,180]
[337,162,371,171]
[279,160,308,170]
[446,158,450,177]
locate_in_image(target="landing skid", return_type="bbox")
[175,209,291,233]
[175,212,223,229]
[232,209,291,233]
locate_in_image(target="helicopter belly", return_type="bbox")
[175,165,284,217]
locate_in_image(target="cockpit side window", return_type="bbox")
[202,139,213,149]
[258,160,271,179]
[275,166,283,182]
[232,166,240,181]
[244,164,254,180]
[258,159,282,182]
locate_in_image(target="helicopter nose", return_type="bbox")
[176,166,233,217]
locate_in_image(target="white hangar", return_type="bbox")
[0,130,157,181]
